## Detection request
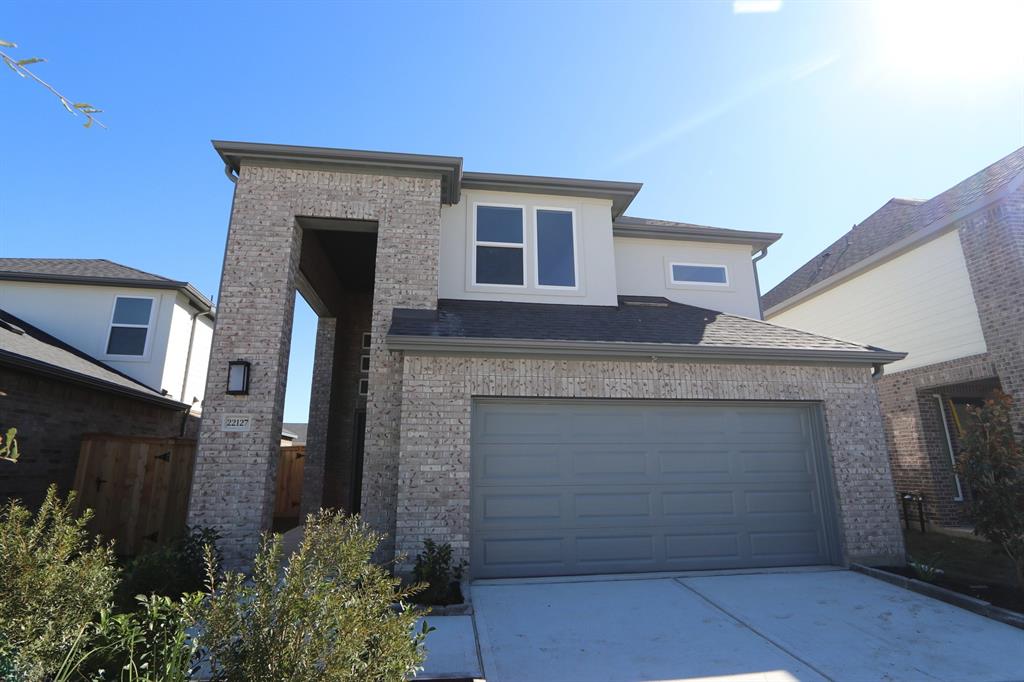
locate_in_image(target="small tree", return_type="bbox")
[957,390,1024,588]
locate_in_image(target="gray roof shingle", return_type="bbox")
[388,297,902,361]
[0,309,183,407]
[762,146,1024,311]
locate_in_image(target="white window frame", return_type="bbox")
[360,354,371,373]
[668,261,730,287]
[361,332,371,349]
[472,202,527,288]
[358,378,369,396]
[105,295,156,360]
[533,207,579,290]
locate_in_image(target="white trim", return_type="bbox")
[471,202,527,288]
[668,261,730,287]
[104,295,156,360]
[361,331,371,349]
[533,207,579,290]
[935,394,965,501]
[358,378,369,396]
[360,354,370,373]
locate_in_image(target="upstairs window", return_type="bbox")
[106,296,154,356]
[670,263,728,286]
[474,205,525,286]
[535,209,577,288]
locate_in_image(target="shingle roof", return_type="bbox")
[387,297,904,363]
[0,258,214,312]
[762,146,1024,311]
[0,309,183,407]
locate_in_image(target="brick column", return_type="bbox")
[187,166,303,570]
[300,316,336,517]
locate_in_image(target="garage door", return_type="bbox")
[471,400,839,578]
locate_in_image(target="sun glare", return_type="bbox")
[873,0,1024,81]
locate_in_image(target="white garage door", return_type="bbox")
[470,399,840,578]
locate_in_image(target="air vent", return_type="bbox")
[620,296,670,308]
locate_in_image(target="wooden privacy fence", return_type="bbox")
[72,435,306,556]
[73,434,196,556]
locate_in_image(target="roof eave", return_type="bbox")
[212,140,465,205]
[461,172,643,218]
[0,271,214,315]
[612,221,782,251]
[0,350,189,409]
[386,334,906,365]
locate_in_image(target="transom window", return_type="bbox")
[474,205,525,286]
[670,262,728,286]
[535,209,577,288]
[106,296,153,356]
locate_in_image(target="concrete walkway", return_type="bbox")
[470,569,1024,682]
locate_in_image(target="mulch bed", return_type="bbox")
[875,563,1024,614]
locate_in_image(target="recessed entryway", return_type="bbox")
[470,399,840,578]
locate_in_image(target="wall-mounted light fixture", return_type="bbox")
[227,360,250,395]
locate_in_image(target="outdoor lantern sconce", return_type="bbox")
[226,360,250,395]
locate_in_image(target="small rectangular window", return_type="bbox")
[670,263,728,286]
[360,354,371,372]
[358,378,369,396]
[361,332,371,349]
[106,296,153,356]
[535,209,577,288]
[475,205,525,286]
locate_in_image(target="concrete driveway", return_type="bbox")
[470,568,1024,682]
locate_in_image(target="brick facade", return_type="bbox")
[188,164,441,568]
[394,356,906,575]
[0,365,193,510]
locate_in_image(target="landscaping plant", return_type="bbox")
[117,526,221,613]
[413,538,467,606]
[195,509,431,681]
[907,552,945,583]
[0,486,118,680]
[957,390,1024,589]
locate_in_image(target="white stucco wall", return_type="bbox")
[767,229,987,373]
[0,281,175,391]
[614,237,762,318]
[439,190,619,305]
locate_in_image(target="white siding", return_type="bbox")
[768,230,986,373]
[159,293,214,407]
[182,311,213,407]
[0,280,177,391]
[614,237,762,318]
[439,190,619,305]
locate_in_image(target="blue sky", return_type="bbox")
[3,1,1022,422]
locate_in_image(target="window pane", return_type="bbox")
[476,206,523,243]
[476,246,524,285]
[537,210,576,287]
[672,264,727,284]
[107,326,148,355]
[112,298,152,325]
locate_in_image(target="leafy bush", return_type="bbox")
[0,486,118,680]
[117,526,221,612]
[957,390,1024,588]
[79,594,202,682]
[412,539,467,606]
[907,553,945,583]
[196,509,430,681]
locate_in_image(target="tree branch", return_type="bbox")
[1,40,106,129]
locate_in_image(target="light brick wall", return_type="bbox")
[300,316,335,517]
[394,356,906,575]
[188,164,441,568]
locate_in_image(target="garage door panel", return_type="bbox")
[471,400,837,578]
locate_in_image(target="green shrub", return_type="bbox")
[0,485,118,680]
[117,526,221,612]
[907,553,945,583]
[412,539,467,606]
[195,509,430,681]
[957,390,1024,588]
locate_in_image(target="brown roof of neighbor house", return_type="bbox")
[0,309,185,408]
[388,297,906,365]
[762,146,1024,312]
[0,258,214,312]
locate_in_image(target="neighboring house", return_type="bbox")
[281,422,308,446]
[0,309,191,509]
[188,140,908,577]
[0,259,215,408]
[763,147,1024,528]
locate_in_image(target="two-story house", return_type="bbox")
[763,147,1024,529]
[189,141,908,577]
[0,259,215,508]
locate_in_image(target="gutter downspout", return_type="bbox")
[752,247,769,320]
[872,363,885,378]
[180,309,212,405]
[224,164,238,183]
